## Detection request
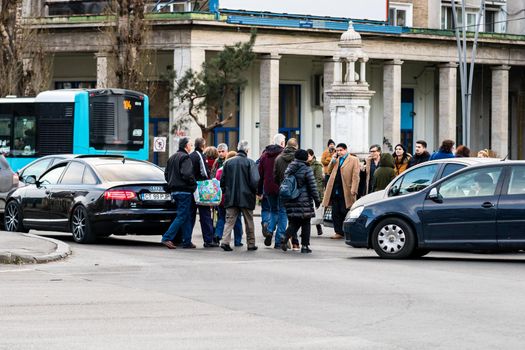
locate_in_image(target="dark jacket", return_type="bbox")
[430,150,455,160]
[257,144,283,195]
[273,146,296,186]
[408,151,431,168]
[220,151,260,210]
[165,150,197,193]
[190,149,210,181]
[282,160,321,219]
[373,153,396,192]
[309,158,324,201]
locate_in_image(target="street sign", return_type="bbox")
[153,137,167,152]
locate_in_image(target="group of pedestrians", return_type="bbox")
[160,133,498,253]
[258,135,323,252]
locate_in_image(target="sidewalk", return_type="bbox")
[0,231,71,264]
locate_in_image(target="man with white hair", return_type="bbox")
[219,140,260,251]
[211,143,228,178]
[257,133,286,248]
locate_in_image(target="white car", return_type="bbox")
[351,157,501,211]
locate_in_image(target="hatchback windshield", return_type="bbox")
[94,162,164,182]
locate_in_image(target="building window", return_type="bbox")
[55,81,96,89]
[441,6,478,30]
[46,1,110,16]
[441,2,505,33]
[388,3,413,27]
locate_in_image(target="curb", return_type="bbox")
[0,233,71,264]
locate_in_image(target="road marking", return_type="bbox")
[0,268,35,273]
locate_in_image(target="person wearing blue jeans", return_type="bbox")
[264,194,288,248]
[162,192,193,247]
[161,137,197,249]
[214,206,243,246]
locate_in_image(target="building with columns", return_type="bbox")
[14,0,525,164]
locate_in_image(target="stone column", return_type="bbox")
[259,54,281,154]
[491,65,510,158]
[333,57,342,85]
[359,58,368,85]
[170,46,206,155]
[438,62,458,144]
[323,58,335,144]
[95,52,116,89]
[383,60,403,151]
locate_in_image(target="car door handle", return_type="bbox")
[481,202,495,208]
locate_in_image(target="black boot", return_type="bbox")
[316,224,323,236]
[301,245,312,253]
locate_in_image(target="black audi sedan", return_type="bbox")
[4,156,176,243]
[344,161,525,259]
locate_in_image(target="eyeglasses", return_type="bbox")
[369,149,378,153]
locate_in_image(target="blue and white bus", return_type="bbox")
[0,89,149,170]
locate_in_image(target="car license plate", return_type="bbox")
[142,193,171,201]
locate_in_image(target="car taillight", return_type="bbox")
[103,190,136,201]
[12,174,19,186]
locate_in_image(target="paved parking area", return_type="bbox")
[1,217,525,349]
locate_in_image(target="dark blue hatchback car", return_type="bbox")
[344,161,525,258]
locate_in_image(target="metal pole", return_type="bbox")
[466,0,485,148]
[451,0,467,145]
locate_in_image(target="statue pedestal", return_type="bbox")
[327,84,375,159]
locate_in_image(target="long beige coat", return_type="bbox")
[322,155,361,209]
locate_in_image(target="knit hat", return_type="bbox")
[295,149,308,161]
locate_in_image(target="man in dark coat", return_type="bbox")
[220,140,260,251]
[281,149,321,253]
[408,140,431,168]
[189,137,218,248]
[272,138,299,248]
[161,137,197,249]
[257,133,285,248]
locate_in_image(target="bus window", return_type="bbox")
[13,116,36,156]
[0,116,11,154]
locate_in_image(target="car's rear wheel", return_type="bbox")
[372,218,415,259]
[71,206,96,244]
[4,201,28,233]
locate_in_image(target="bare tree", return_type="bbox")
[169,31,257,139]
[0,0,53,97]
[103,0,156,95]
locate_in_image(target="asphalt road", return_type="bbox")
[1,220,525,350]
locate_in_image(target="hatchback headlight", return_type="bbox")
[348,206,364,220]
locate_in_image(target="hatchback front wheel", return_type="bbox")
[372,218,415,259]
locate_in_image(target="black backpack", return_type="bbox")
[279,174,301,200]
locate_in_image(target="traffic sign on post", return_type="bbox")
[153,137,167,152]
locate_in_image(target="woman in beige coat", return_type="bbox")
[322,143,360,239]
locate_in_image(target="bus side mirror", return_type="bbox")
[428,188,443,203]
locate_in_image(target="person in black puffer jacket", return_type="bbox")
[281,149,321,253]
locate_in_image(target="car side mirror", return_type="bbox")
[25,175,37,185]
[388,185,400,197]
[428,188,443,203]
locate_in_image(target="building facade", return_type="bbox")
[15,0,525,163]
